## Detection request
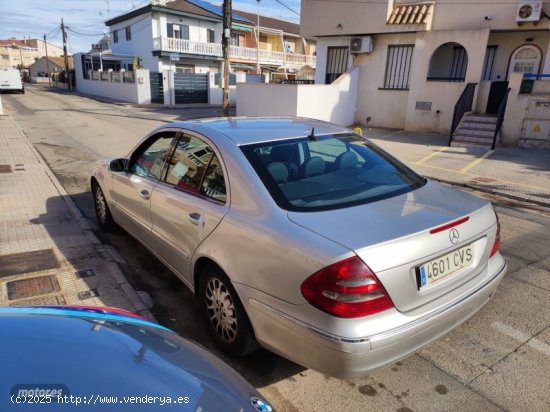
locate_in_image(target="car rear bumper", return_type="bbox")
[243,258,506,379]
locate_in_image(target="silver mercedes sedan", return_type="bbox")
[91,117,506,378]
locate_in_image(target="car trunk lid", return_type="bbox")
[288,181,498,312]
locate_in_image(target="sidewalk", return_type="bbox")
[363,127,550,208]
[0,112,152,317]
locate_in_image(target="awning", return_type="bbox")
[231,24,253,32]
[387,2,434,25]
[230,63,256,70]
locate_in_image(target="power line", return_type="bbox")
[67,28,105,37]
[270,0,300,16]
[46,26,61,38]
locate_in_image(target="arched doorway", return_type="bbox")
[508,45,541,78]
[427,42,468,82]
[486,44,542,114]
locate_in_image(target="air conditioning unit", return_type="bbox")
[350,37,373,54]
[516,1,542,22]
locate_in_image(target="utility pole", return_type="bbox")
[256,0,261,75]
[44,34,52,87]
[61,19,72,91]
[221,0,231,116]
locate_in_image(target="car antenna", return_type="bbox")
[307,127,318,141]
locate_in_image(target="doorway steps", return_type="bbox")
[450,113,498,149]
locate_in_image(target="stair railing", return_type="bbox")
[491,87,511,149]
[448,83,477,146]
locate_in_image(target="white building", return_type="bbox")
[299,0,550,146]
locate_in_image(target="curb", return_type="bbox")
[10,116,155,320]
[431,176,550,211]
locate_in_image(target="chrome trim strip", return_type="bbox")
[249,260,506,346]
[248,298,370,344]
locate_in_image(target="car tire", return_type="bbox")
[92,182,115,230]
[199,264,258,356]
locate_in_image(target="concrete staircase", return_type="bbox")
[450,113,498,149]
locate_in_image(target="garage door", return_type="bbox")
[174,73,208,104]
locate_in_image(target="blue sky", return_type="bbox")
[0,0,301,53]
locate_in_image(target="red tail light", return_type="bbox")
[490,211,501,257]
[301,256,394,318]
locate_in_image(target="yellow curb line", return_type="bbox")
[459,150,493,173]
[415,146,449,165]
[415,162,549,193]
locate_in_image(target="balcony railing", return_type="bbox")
[152,36,316,68]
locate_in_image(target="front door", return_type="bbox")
[109,131,178,241]
[150,72,164,104]
[486,81,509,115]
[149,132,229,282]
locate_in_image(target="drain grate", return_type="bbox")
[76,269,96,279]
[9,295,66,306]
[78,289,99,300]
[0,165,12,173]
[7,275,61,300]
[0,249,59,277]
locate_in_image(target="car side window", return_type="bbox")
[163,134,227,202]
[128,133,177,179]
[200,154,227,202]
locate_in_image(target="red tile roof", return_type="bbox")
[0,39,35,48]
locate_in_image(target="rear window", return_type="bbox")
[241,133,426,211]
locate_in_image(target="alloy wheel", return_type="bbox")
[204,277,238,343]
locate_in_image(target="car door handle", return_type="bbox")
[139,189,150,199]
[187,212,201,225]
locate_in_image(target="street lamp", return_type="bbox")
[256,0,261,75]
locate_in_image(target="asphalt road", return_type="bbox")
[3,85,550,412]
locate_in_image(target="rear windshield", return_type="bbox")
[241,133,426,212]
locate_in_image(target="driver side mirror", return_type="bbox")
[109,158,127,172]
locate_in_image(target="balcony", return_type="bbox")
[152,37,316,69]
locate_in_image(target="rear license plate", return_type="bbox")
[417,244,474,290]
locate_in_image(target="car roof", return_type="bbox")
[156,117,351,145]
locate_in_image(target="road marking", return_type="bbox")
[415,147,449,165]
[415,162,550,193]
[491,322,550,357]
[459,150,493,173]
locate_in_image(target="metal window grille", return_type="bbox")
[125,26,131,41]
[325,47,349,84]
[383,45,414,89]
[482,46,497,81]
[449,46,467,81]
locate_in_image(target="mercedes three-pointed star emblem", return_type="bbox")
[449,228,460,245]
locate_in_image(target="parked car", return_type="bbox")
[91,117,506,378]
[0,306,273,412]
[0,68,24,93]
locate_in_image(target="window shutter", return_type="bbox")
[182,25,189,40]
[167,23,173,38]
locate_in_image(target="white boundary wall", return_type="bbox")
[236,67,358,126]
[74,54,151,104]
[75,69,151,105]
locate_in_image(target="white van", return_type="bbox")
[0,68,24,94]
